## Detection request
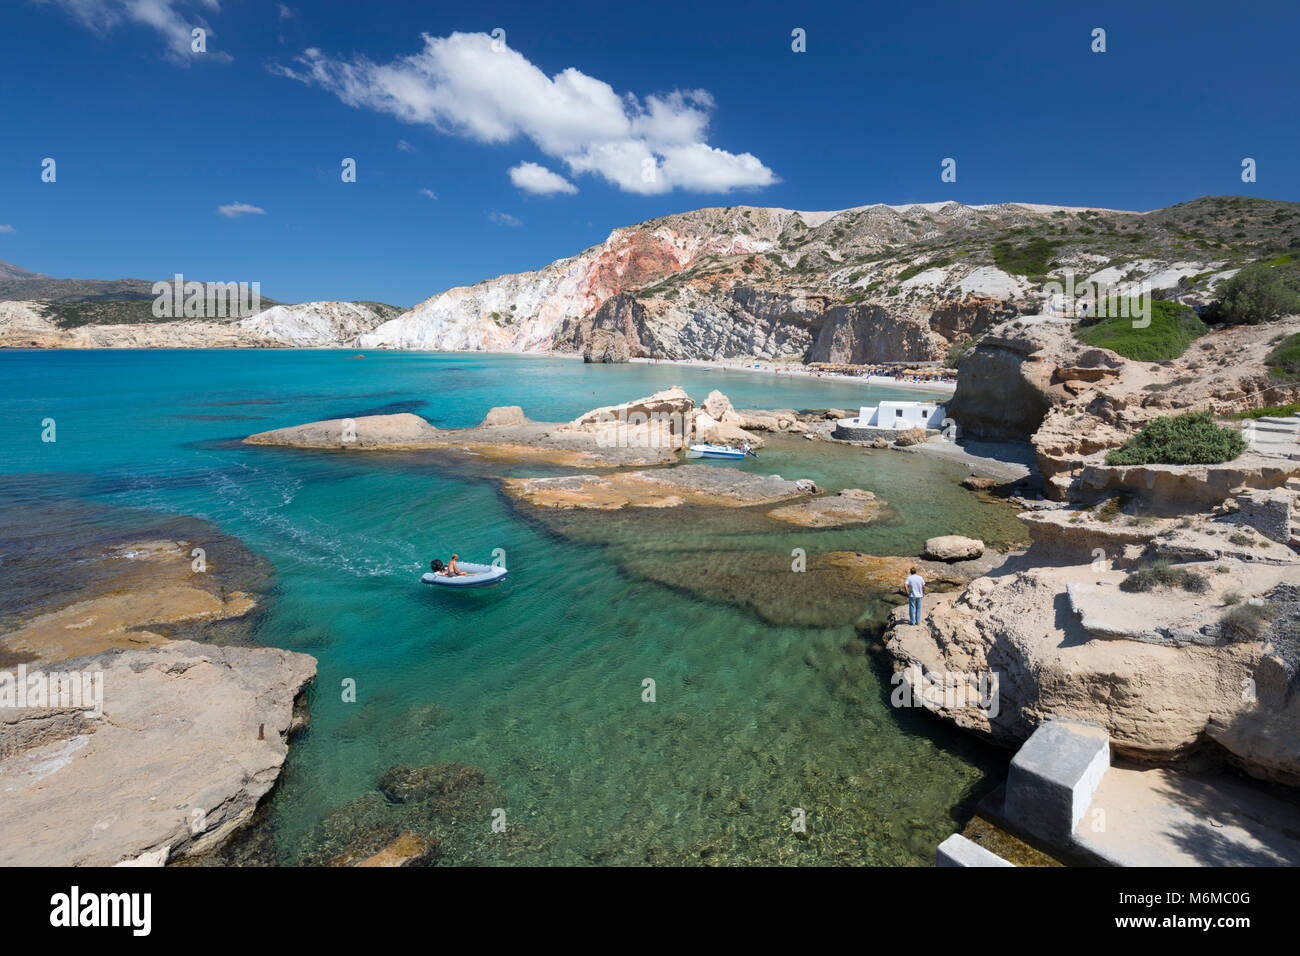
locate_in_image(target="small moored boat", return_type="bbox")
[420,562,508,588]
[686,443,752,460]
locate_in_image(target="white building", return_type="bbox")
[843,401,946,431]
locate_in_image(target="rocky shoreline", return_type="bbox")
[0,516,316,866]
[1,378,996,868]
[10,302,1300,865]
[886,313,1300,792]
[238,317,1300,860]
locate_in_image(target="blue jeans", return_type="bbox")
[908,596,922,625]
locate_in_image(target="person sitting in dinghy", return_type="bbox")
[429,557,467,577]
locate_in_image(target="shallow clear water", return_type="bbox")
[0,349,1021,865]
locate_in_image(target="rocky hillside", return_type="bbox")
[0,299,400,349]
[0,259,404,348]
[362,195,1300,362]
[946,313,1300,502]
[0,260,51,282]
[0,261,166,304]
[5,196,1298,357]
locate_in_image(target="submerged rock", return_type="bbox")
[0,526,268,667]
[502,465,818,510]
[357,832,441,867]
[378,763,488,805]
[767,488,887,528]
[300,761,551,866]
[247,412,440,448]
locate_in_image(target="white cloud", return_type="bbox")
[509,162,577,196]
[419,187,437,200]
[489,211,522,227]
[217,202,265,218]
[396,138,416,152]
[0,225,14,234]
[276,3,293,18]
[271,32,777,195]
[38,0,232,65]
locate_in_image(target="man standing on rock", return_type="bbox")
[905,567,926,626]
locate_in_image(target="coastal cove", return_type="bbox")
[0,349,1027,866]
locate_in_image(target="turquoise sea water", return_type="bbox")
[0,349,1020,865]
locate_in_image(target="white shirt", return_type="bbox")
[905,574,925,598]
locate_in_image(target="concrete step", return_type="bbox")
[935,834,1014,867]
[1251,445,1300,459]
[1003,719,1110,847]
[1258,416,1300,426]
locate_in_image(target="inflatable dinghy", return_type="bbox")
[421,562,508,588]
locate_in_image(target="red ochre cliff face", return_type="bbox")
[349,198,1261,362]
[357,220,784,353]
[579,230,689,302]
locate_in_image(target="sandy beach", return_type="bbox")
[628,356,958,395]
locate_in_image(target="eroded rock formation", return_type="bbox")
[884,497,1300,786]
[0,641,316,866]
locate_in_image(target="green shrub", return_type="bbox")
[1265,332,1300,381]
[1203,263,1300,325]
[897,258,953,282]
[1096,498,1124,522]
[1076,300,1206,361]
[1229,402,1300,419]
[945,339,976,368]
[992,237,1059,277]
[1104,412,1247,466]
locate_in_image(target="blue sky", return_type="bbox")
[1,0,1297,305]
